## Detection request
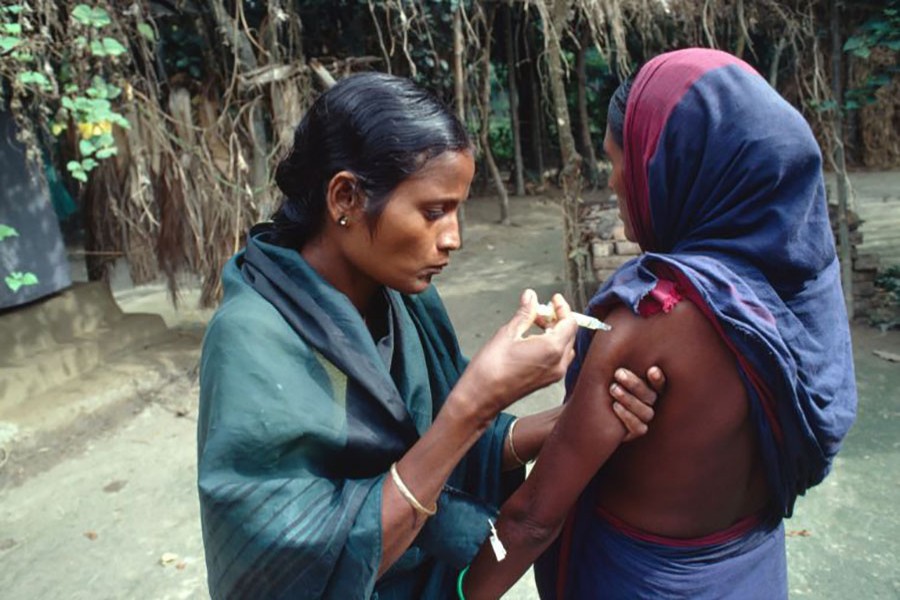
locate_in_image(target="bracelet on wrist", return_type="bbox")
[389,462,437,517]
[507,418,528,467]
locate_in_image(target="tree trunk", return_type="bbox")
[523,24,545,179]
[576,24,600,187]
[478,5,511,225]
[541,0,587,309]
[505,3,525,197]
[208,0,273,217]
[831,0,854,320]
[453,7,467,238]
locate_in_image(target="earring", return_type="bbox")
[338,215,349,227]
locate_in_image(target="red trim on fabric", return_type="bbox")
[637,278,683,317]
[653,264,783,444]
[595,504,763,548]
[555,510,577,600]
[623,49,760,252]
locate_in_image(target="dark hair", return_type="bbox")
[273,72,472,245]
[607,74,635,148]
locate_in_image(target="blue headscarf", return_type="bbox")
[576,49,857,516]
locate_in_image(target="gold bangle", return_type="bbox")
[389,462,437,517]
[507,418,528,467]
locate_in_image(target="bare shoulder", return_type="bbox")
[584,299,719,377]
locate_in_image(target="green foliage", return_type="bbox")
[0,224,38,293]
[875,265,900,303]
[872,265,900,328]
[0,2,133,181]
[0,224,19,241]
[843,1,900,111]
[5,271,38,292]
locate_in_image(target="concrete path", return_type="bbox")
[1,180,898,598]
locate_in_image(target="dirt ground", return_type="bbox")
[1,183,899,599]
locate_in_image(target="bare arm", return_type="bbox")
[463,305,653,597]
[378,291,577,576]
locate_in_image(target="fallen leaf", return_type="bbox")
[160,552,179,566]
[0,538,17,551]
[873,350,900,363]
[84,531,98,541]
[786,529,811,537]
[176,562,187,571]
[103,480,128,493]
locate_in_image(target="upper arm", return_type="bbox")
[505,304,655,528]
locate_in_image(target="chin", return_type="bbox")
[393,278,431,295]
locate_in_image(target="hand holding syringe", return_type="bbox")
[535,301,612,331]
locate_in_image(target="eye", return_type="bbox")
[423,204,448,221]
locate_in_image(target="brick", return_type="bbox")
[853,254,880,272]
[593,255,635,271]
[612,224,628,241]
[591,241,614,258]
[594,268,619,283]
[614,241,642,255]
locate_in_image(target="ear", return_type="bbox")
[325,170,363,225]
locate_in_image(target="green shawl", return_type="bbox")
[198,228,520,599]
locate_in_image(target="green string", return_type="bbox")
[457,565,470,599]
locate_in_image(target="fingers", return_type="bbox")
[613,368,659,408]
[612,400,649,442]
[609,376,655,424]
[550,293,572,321]
[509,289,539,338]
[647,365,666,394]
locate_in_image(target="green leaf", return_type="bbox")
[81,158,98,170]
[0,224,19,241]
[67,160,83,172]
[89,39,106,56]
[72,5,110,28]
[2,6,24,15]
[101,37,126,56]
[852,47,872,59]
[79,138,95,156]
[3,23,22,35]
[0,36,20,53]
[95,147,117,159]
[17,70,51,88]
[71,5,94,25]
[843,36,865,52]
[5,272,39,293]
[137,23,155,42]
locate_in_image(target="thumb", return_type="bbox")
[509,288,538,338]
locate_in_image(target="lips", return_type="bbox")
[421,263,448,277]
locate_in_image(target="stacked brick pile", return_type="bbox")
[581,200,881,319]
[830,205,881,317]
[580,197,642,284]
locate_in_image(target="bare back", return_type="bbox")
[594,299,770,538]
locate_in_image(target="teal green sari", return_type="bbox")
[198,226,520,599]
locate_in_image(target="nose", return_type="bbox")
[438,214,461,252]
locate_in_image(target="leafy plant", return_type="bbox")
[0,224,38,293]
[0,2,134,181]
[843,1,900,110]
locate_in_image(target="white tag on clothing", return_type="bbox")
[488,519,507,561]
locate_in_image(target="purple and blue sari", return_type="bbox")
[538,48,857,599]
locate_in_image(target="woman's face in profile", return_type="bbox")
[344,150,475,295]
[603,128,635,243]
